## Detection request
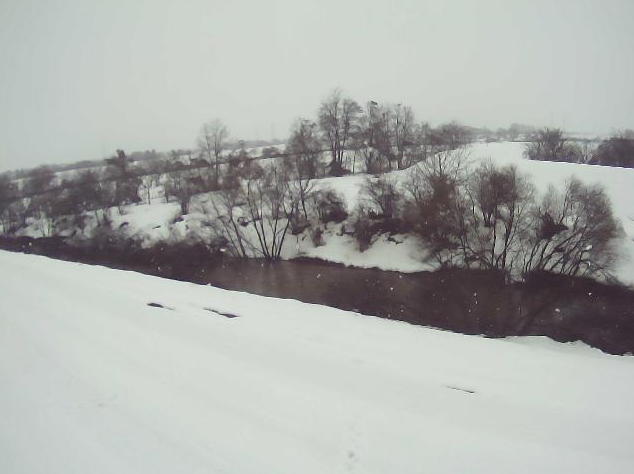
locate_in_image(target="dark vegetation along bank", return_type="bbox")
[2,235,634,356]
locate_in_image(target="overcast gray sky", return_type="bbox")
[1,0,633,171]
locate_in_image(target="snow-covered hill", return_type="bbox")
[1,251,633,474]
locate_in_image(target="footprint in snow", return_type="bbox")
[445,385,476,394]
[203,307,239,318]
[147,302,174,310]
[343,422,362,473]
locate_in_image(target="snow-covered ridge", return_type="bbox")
[1,250,633,474]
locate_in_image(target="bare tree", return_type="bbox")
[0,174,18,233]
[164,171,203,215]
[207,165,299,260]
[410,121,434,163]
[418,147,471,181]
[285,119,320,219]
[66,170,109,228]
[240,166,297,259]
[359,175,402,219]
[106,149,142,211]
[105,149,130,177]
[354,101,389,174]
[403,156,536,274]
[402,149,471,266]
[524,128,570,161]
[506,123,537,141]
[460,162,535,274]
[571,139,598,164]
[318,89,362,175]
[197,119,229,187]
[23,165,55,195]
[139,174,155,205]
[391,104,417,169]
[403,170,462,266]
[350,101,423,173]
[31,189,66,237]
[138,160,167,204]
[311,188,348,224]
[427,122,474,152]
[521,177,622,278]
[592,132,634,168]
[205,181,254,258]
[11,197,32,228]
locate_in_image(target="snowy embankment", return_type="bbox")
[1,251,634,474]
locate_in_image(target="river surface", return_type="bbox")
[1,236,633,353]
[193,258,507,333]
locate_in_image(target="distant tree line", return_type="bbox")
[315,89,476,175]
[0,89,476,234]
[525,128,634,168]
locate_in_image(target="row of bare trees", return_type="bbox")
[193,91,475,182]
[315,89,474,175]
[0,150,146,235]
[525,128,634,168]
[0,136,241,235]
[0,88,473,233]
[355,150,623,281]
[0,138,624,282]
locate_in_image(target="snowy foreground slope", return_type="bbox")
[1,251,634,474]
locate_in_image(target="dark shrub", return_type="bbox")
[592,133,634,168]
[524,128,577,162]
[313,189,348,224]
[359,176,401,219]
[352,206,374,251]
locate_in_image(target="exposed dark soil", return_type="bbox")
[1,235,633,355]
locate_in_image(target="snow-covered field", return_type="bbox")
[1,250,634,474]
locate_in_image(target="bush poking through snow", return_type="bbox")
[313,189,348,224]
[359,176,402,220]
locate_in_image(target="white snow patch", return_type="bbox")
[109,202,181,246]
[303,231,432,272]
[1,251,634,474]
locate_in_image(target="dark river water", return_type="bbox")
[2,236,634,354]
[197,258,505,331]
